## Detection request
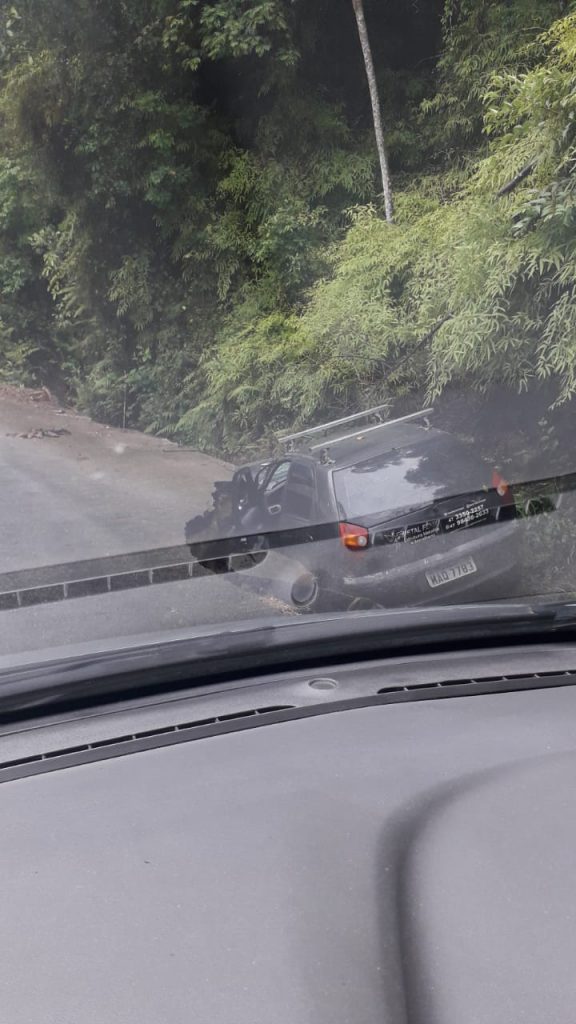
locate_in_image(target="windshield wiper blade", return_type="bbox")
[0,600,575,719]
[0,466,573,614]
[0,544,195,612]
[187,467,573,562]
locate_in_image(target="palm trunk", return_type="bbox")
[351,0,393,223]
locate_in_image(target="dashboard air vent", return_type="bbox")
[0,705,295,781]
[377,669,576,696]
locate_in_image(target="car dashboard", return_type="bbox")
[1,639,576,1024]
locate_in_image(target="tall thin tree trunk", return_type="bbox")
[351,0,394,223]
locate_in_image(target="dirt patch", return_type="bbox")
[0,385,235,529]
[7,428,72,439]
[0,385,231,463]
[0,384,53,404]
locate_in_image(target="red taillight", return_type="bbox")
[492,469,512,501]
[339,522,370,550]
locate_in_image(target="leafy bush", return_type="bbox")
[0,1,573,460]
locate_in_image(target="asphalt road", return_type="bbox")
[2,389,574,662]
[0,393,289,658]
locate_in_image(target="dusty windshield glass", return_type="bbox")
[0,0,575,657]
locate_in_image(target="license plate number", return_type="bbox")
[426,558,477,589]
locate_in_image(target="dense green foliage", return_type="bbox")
[0,0,574,454]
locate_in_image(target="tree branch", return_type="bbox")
[371,315,454,380]
[388,315,453,376]
[496,161,536,198]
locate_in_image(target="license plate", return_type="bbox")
[426,558,477,589]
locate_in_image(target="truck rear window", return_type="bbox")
[333,439,490,520]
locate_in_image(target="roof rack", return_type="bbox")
[309,407,434,453]
[278,403,391,448]
[278,405,433,455]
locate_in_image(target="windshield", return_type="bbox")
[0,0,575,659]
